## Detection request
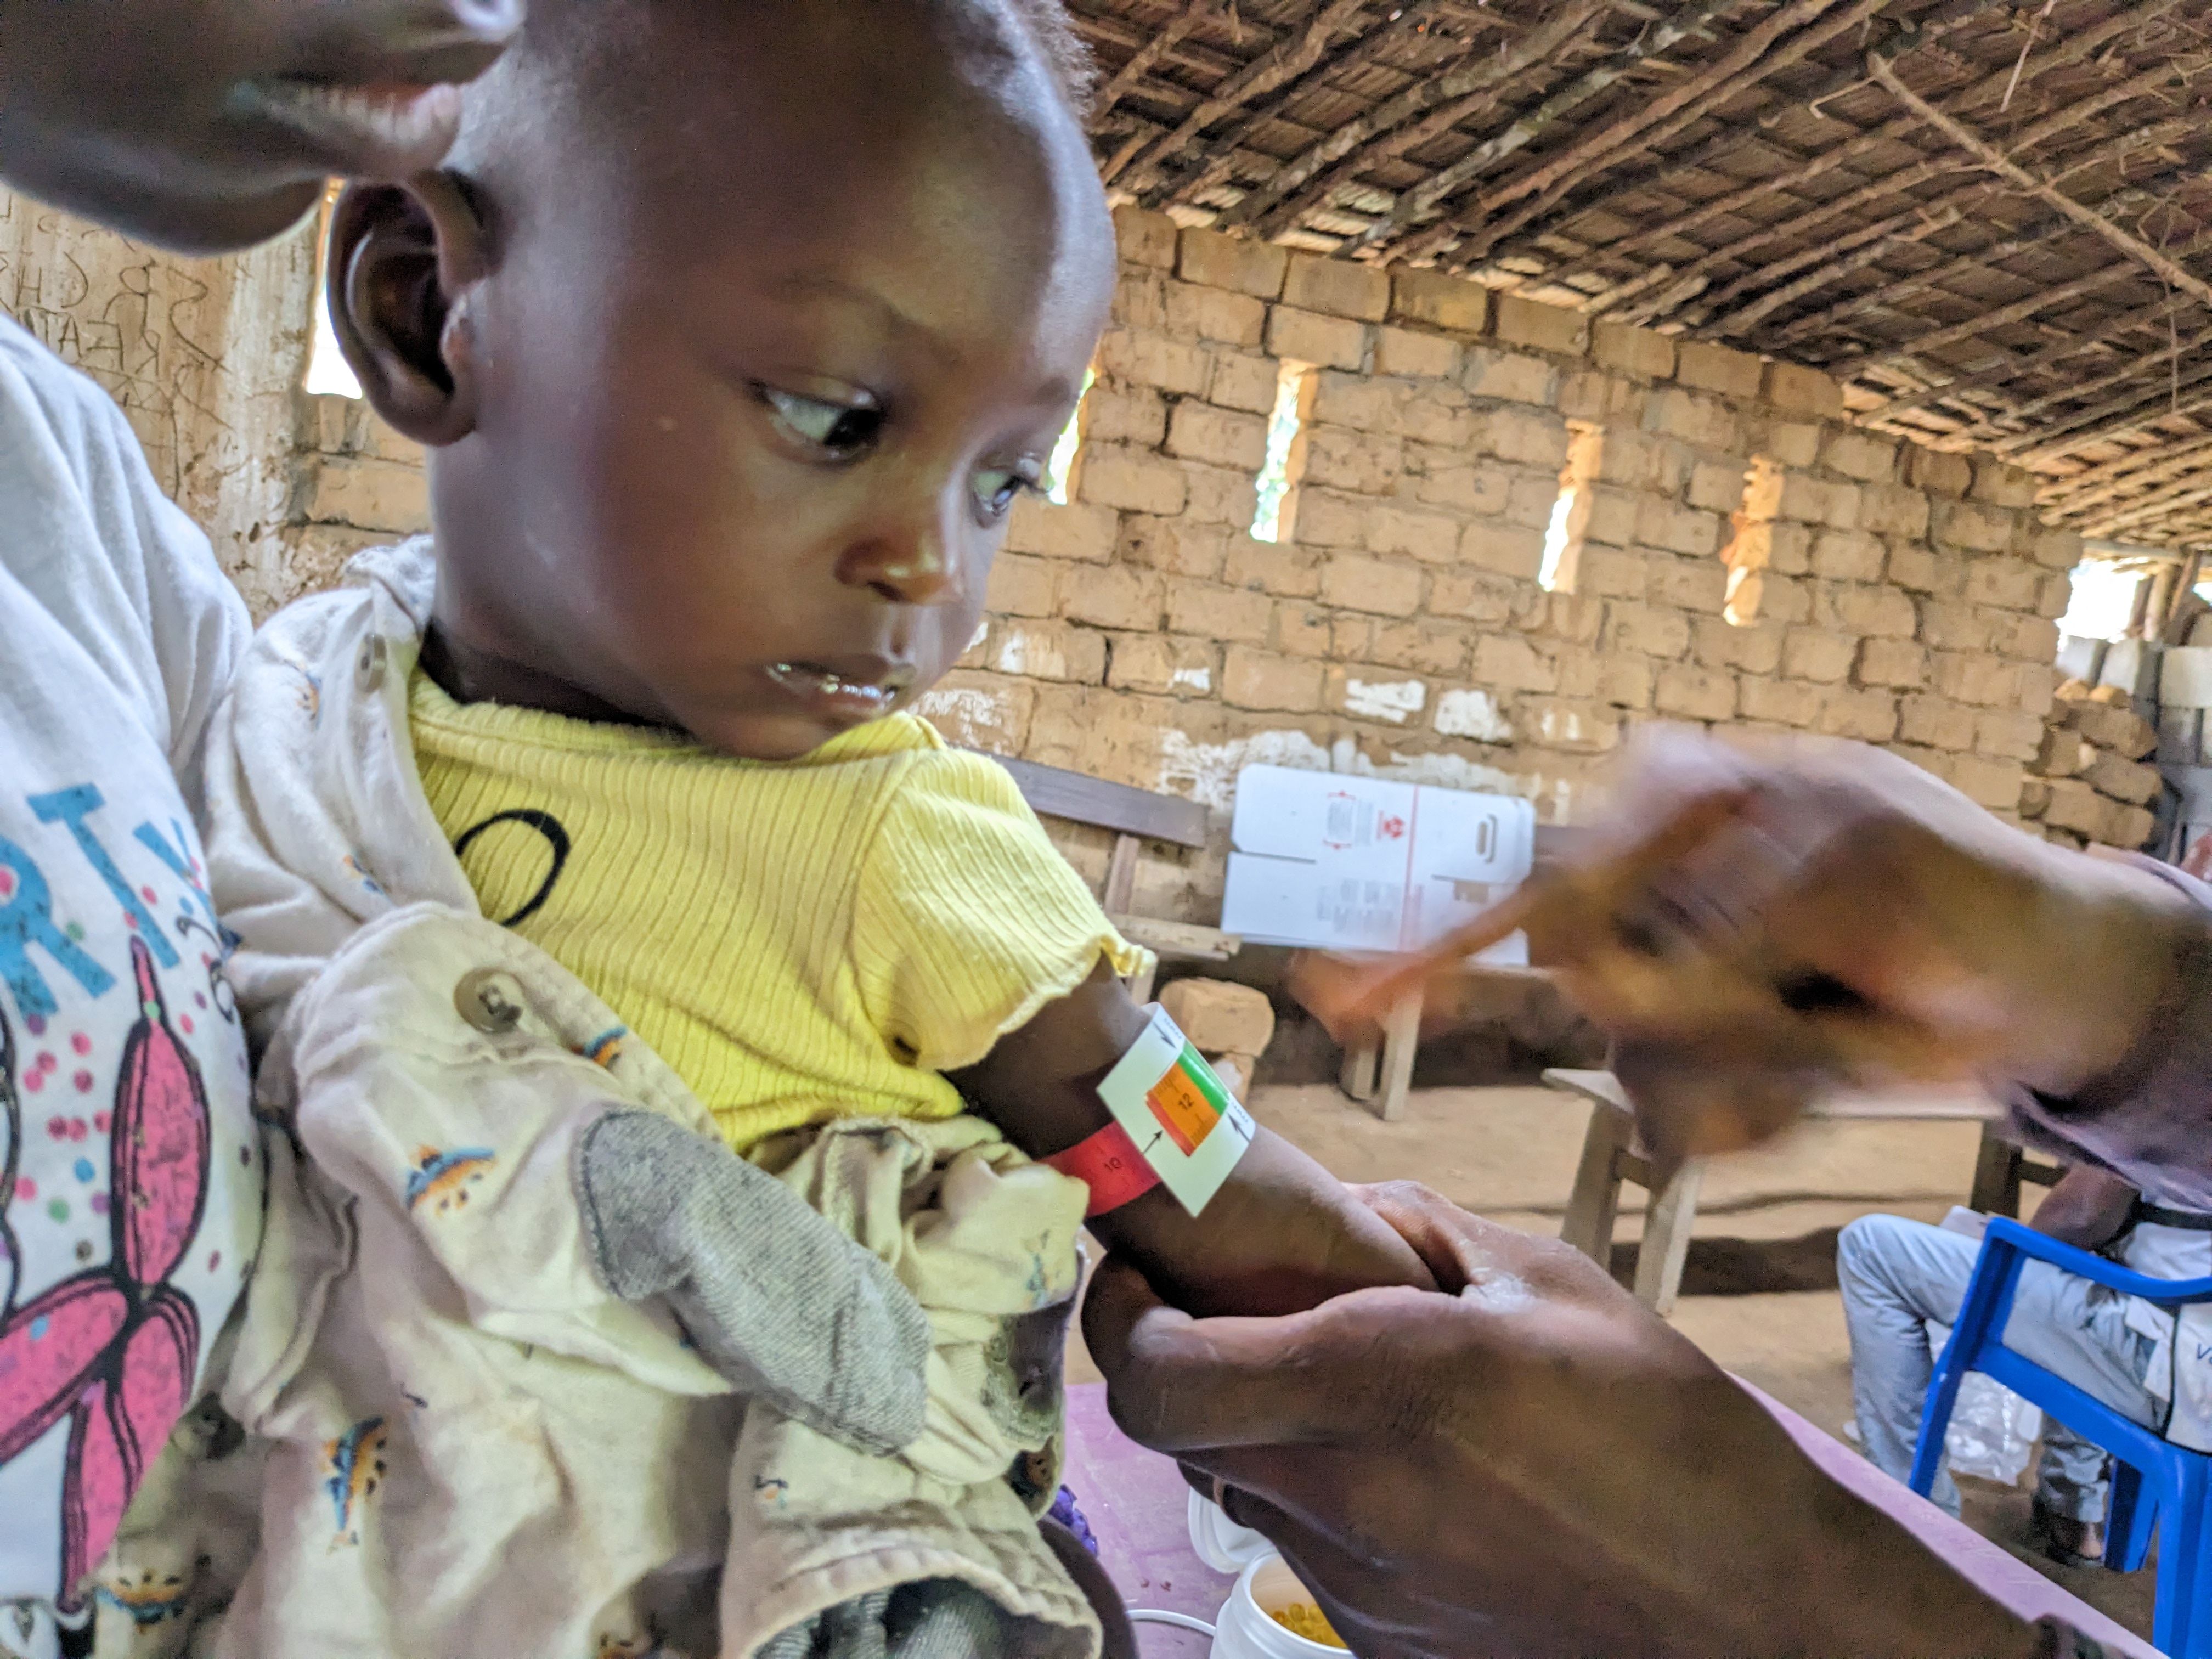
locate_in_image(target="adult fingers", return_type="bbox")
[1353,1181,1623,1305]
[1084,1254,1446,1456]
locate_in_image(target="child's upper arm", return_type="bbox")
[849,750,1147,1073]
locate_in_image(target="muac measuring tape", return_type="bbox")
[1045,1004,1257,1219]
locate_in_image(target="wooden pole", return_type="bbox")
[1866,53,2212,312]
[1090,0,1226,121]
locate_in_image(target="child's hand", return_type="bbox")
[574,1111,929,1453]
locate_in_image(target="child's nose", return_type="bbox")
[837,531,962,608]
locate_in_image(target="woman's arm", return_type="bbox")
[949,960,1434,1317]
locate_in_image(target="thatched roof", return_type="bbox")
[1070,0,2212,548]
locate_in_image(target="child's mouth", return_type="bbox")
[766,661,915,725]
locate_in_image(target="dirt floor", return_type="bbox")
[1070,1082,2162,1643]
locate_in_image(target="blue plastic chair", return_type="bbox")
[1911,1216,2212,1658]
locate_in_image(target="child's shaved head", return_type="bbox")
[334,0,1113,759]
[440,0,1093,235]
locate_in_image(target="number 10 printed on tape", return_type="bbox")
[1098,1005,1257,1217]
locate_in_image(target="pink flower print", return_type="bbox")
[0,938,209,1612]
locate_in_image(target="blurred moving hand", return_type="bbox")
[1293,727,2205,1164]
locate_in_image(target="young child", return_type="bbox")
[201,2,1431,1654]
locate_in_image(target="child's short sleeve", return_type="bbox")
[853,752,1148,1073]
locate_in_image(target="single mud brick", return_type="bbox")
[1159,979,1277,1059]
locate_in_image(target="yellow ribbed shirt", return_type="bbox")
[410,673,1138,1152]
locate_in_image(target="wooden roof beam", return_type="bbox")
[1776,153,2209,360]
[2083,485,2212,539]
[2043,433,2212,514]
[1420,0,1898,269]
[1698,204,1960,335]
[1222,0,1610,235]
[1069,6,1262,79]
[1599,52,2198,325]
[1443,4,1985,279]
[1875,279,2208,422]
[2008,359,2212,462]
[2069,469,2212,534]
[1090,0,1232,120]
[1149,0,1462,210]
[1541,0,2184,293]
[1107,0,1373,191]
[1593,153,1966,319]
[1342,0,1769,257]
[1767,213,2111,349]
[1953,323,2212,447]
[1866,54,2212,311]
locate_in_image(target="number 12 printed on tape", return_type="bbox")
[1097,1004,1257,1217]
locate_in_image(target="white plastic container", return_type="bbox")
[1187,1492,1344,1657]
[1187,1488,1271,1575]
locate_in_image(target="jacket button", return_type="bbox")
[454,968,526,1034]
[355,634,388,694]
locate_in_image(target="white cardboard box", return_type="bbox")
[2165,645,2212,710]
[1220,765,1535,958]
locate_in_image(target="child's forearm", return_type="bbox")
[950,962,1434,1317]
[1084,1128,1435,1316]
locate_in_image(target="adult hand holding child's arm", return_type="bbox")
[1087,1183,2050,1659]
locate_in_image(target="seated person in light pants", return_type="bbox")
[1841,1165,2212,1566]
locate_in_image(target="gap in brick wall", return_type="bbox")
[1043,365,1095,506]
[1720,454,1785,628]
[1539,421,1604,595]
[304,185,363,402]
[1250,359,1316,544]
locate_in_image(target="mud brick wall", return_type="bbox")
[2,191,2081,921]
[0,187,318,614]
[921,207,2079,919]
[2026,686,2162,851]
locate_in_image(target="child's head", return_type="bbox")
[332,0,1112,760]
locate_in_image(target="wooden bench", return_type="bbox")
[1967,1124,2065,1218]
[985,753,1237,1001]
[1543,1066,2000,1316]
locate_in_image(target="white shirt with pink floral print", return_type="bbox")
[0,316,258,1659]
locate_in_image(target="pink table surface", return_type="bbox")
[1063,1379,2162,1657]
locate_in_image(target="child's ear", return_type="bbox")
[328,173,493,448]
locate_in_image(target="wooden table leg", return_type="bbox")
[1635,1157,1705,1317]
[1561,1101,1628,1266]
[1967,1122,2024,1218]
[1124,959,1158,1006]
[1340,1040,1379,1103]
[1103,833,1140,915]
[1373,988,1423,1123]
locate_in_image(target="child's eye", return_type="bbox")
[757,385,885,459]
[973,463,1042,522]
